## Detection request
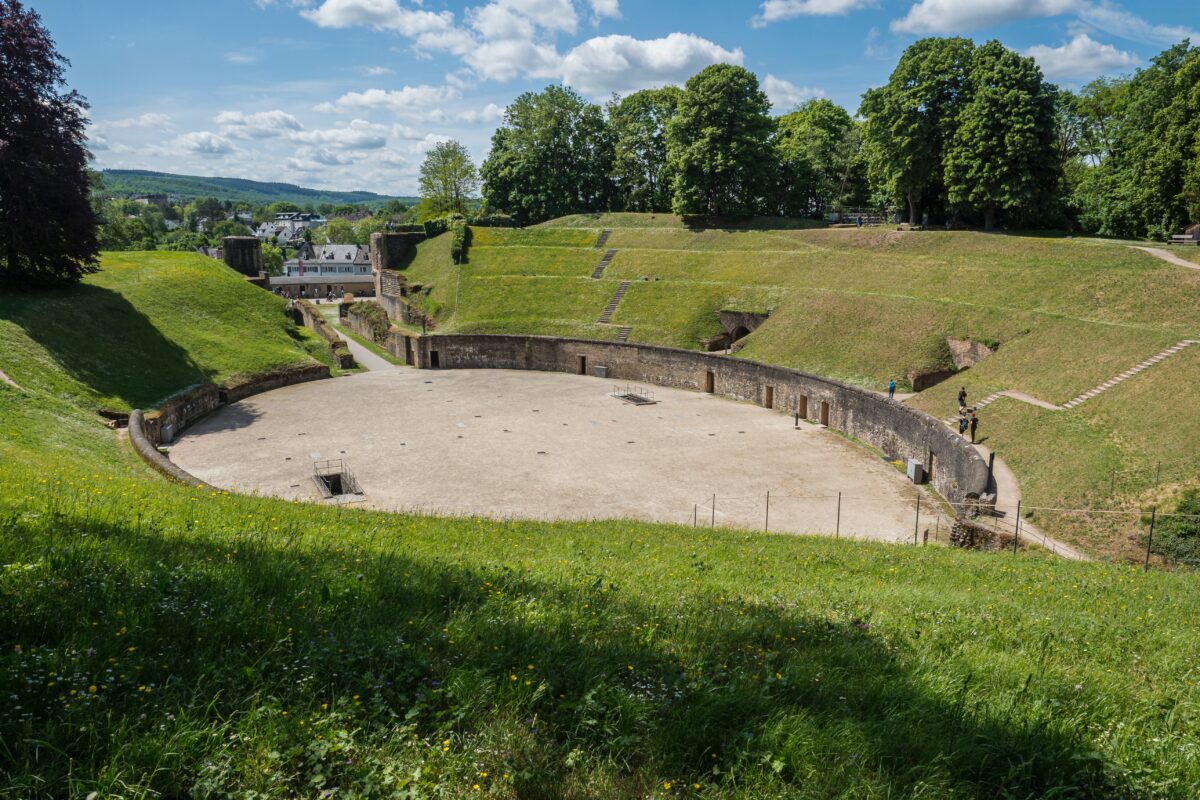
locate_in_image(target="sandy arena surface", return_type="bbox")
[169,368,938,540]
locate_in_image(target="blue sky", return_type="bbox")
[32,0,1196,195]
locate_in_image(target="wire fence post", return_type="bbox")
[913,495,921,545]
[764,490,770,532]
[711,493,715,528]
[1155,461,1161,486]
[1013,500,1021,555]
[693,504,697,527]
[835,492,841,538]
[1144,506,1156,571]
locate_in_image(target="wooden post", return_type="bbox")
[711,494,716,528]
[1144,507,1156,571]
[835,492,841,538]
[693,504,697,527]
[764,491,770,532]
[1013,500,1021,554]
[913,495,921,545]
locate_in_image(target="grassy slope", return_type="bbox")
[401,221,1200,557]
[2,251,1199,797]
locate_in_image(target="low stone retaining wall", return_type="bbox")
[293,300,355,369]
[412,334,990,506]
[128,410,216,491]
[129,363,332,486]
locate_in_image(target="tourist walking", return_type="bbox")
[856,214,863,228]
[957,386,967,410]
[969,412,979,444]
[887,378,896,400]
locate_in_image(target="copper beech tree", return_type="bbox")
[0,0,98,289]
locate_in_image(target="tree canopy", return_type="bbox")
[418,140,479,218]
[773,99,864,217]
[480,86,613,225]
[0,0,99,288]
[667,64,775,217]
[608,87,682,213]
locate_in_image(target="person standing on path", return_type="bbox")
[958,413,969,436]
[887,378,896,400]
[958,386,967,410]
[969,411,979,444]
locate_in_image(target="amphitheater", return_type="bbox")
[169,366,943,540]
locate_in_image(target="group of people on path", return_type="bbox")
[956,386,980,443]
[885,379,981,443]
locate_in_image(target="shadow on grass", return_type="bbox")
[0,283,211,408]
[0,497,1127,799]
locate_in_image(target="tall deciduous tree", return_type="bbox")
[668,64,775,217]
[481,86,613,225]
[943,40,1060,230]
[859,37,974,225]
[608,86,682,213]
[0,0,98,288]
[418,139,479,217]
[773,98,861,217]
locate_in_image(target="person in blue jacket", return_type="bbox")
[887,378,896,400]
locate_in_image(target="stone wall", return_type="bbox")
[378,292,433,330]
[222,236,263,277]
[412,334,990,506]
[370,231,426,296]
[129,410,216,490]
[293,300,355,369]
[219,364,331,404]
[142,384,222,445]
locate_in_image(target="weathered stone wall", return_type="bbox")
[220,364,330,404]
[370,231,426,296]
[142,384,222,445]
[378,291,432,329]
[412,334,990,505]
[293,300,355,369]
[129,410,216,490]
[222,237,263,277]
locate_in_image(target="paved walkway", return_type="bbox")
[341,334,397,372]
[1130,245,1200,270]
[0,368,20,390]
[971,444,1090,561]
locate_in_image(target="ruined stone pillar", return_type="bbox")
[222,237,263,277]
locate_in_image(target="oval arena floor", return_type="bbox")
[169,368,934,541]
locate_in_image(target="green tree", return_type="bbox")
[261,243,283,276]
[773,98,861,217]
[481,86,613,225]
[608,86,682,212]
[943,40,1060,230]
[310,218,356,244]
[860,37,975,225]
[353,216,388,242]
[1084,43,1200,238]
[0,0,99,287]
[668,64,775,217]
[208,219,252,240]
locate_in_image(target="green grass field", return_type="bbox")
[2,250,1199,797]
[400,221,1200,558]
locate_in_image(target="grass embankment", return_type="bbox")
[401,221,1200,557]
[2,249,1199,797]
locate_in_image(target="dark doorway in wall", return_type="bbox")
[403,337,414,365]
[730,325,751,343]
[430,350,440,369]
[705,370,715,393]
[763,385,774,409]
[577,355,587,375]
[798,394,808,419]
[820,400,830,427]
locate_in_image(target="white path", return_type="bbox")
[1130,245,1200,270]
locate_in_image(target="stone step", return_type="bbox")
[616,326,632,343]
[591,248,618,279]
[597,280,632,323]
[594,229,611,250]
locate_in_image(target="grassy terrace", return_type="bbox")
[400,218,1200,558]
[1,250,1199,797]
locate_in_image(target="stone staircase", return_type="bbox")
[1062,339,1199,409]
[591,248,617,279]
[594,229,611,249]
[941,339,1199,424]
[598,281,631,324]
[616,326,632,343]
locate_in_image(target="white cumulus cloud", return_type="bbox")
[1075,2,1200,45]
[891,0,1079,34]
[290,119,391,149]
[216,110,304,139]
[561,33,743,96]
[763,75,826,111]
[456,103,507,124]
[174,132,235,156]
[314,85,458,117]
[301,0,457,38]
[1025,33,1139,79]
[753,0,876,28]
[108,113,173,129]
[589,0,620,21]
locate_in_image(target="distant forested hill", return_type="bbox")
[100,169,416,207]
